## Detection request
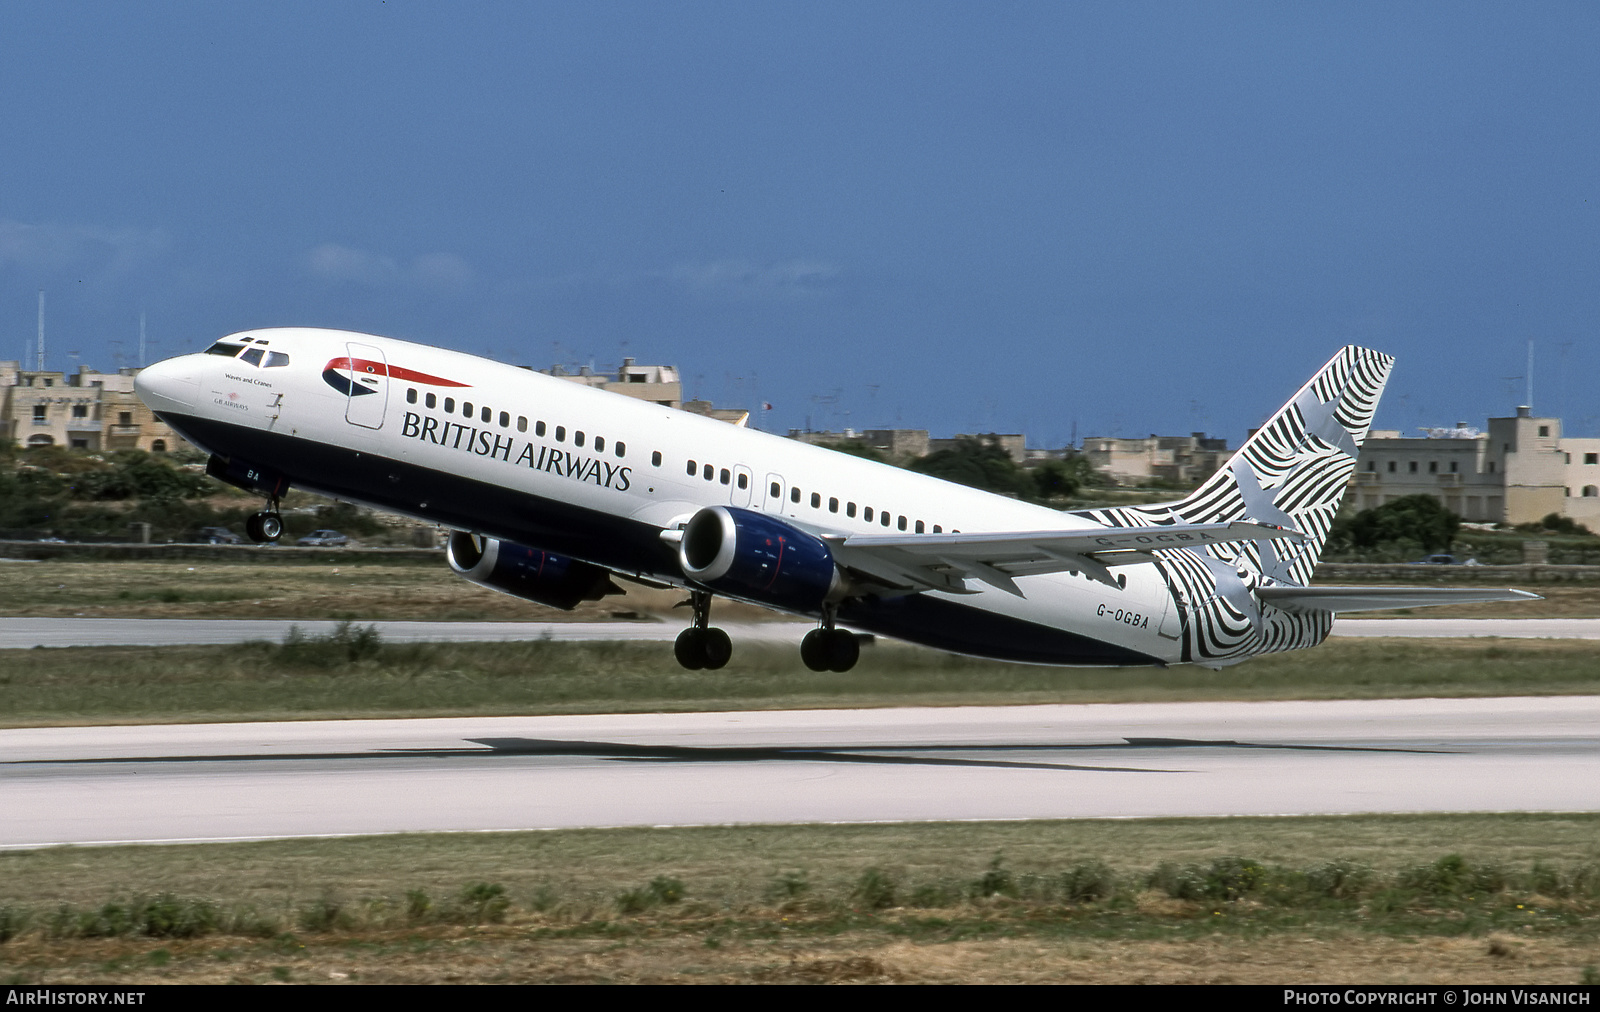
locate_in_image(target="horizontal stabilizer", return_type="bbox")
[1258,586,1542,614]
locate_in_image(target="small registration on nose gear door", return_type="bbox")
[343,342,389,430]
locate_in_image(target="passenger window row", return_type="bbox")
[683,459,750,490]
[660,459,955,536]
[766,480,945,534]
[405,387,625,457]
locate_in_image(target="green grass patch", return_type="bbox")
[1,631,1597,727]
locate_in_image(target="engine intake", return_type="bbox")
[447,532,619,611]
[678,506,842,612]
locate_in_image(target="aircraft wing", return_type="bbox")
[826,521,1305,596]
[1258,586,1542,614]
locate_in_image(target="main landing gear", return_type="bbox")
[674,590,733,670]
[800,607,859,673]
[673,595,860,673]
[244,497,284,544]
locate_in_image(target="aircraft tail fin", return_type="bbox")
[1077,346,1394,586]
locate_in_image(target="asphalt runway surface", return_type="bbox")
[3,697,1596,848]
[2,616,1599,648]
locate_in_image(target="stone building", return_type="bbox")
[544,357,682,408]
[1080,432,1230,486]
[1352,407,1600,526]
[0,362,187,453]
[787,428,1029,465]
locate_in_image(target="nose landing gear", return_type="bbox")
[674,590,732,670]
[245,497,284,543]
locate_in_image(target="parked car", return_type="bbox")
[296,529,350,547]
[198,526,246,545]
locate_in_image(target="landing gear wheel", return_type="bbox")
[674,626,732,670]
[801,629,830,672]
[802,628,860,673]
[674,628,707,670]
[246,511,283,543]
[824,629,860,672]
[700,627,732,670]
[674,591,734,670]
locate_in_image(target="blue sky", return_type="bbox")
[3,2,1597,447]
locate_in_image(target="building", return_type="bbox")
[1080,432,1230,486]
[1352,407,1600,526]
[681,400,750,427]
[0,362,187,453]
[543,357,682,408]
[787,428,1029,465]
[541,358,767,426]
[789,428,930,462]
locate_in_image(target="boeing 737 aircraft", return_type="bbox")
[135,331,1534,671]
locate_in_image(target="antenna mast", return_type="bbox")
[1527,339,1534,412]
[36,290,44,372]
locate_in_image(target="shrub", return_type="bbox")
[1303,860,1373,900]
[1399,854,1470,896]
[458,882,509,923]
[0,906,27,943]
[296,894,348,933]
[1150,858,1265,902]
[974,855,1017,898]
[1058,860,1117,903]
[852,868,897,910]
[405,889,432,923]
[275,621,382,667]
[615,876,684,914]
[764,870,811,904]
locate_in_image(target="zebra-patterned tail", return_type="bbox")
[1168,345,1394,585]
[1073,346,1393,665]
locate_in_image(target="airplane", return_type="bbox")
[134,331,1536,671]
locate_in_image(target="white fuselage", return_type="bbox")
[136,328,1184,665]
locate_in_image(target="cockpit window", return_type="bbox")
[263,351,290,368]
[239,348,265,367]
[205,342,245,357]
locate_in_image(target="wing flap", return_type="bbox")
[834,521,1304,595]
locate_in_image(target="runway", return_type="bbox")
[2,615,1599,648]
[2,696,1596,848]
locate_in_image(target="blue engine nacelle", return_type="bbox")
[447,532,620,611]
[677,506,843,613]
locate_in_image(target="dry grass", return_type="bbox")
[5,815,1599,908]
[6,930,1597,985]
[3,816,1599,984]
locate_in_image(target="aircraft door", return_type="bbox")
[761,473,787,514]
[731,465,754,508]
[343,342,389,430]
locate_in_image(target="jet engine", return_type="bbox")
[446,532,620,610]
[677,506,843,612]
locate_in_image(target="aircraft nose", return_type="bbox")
[134,355,203,413]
